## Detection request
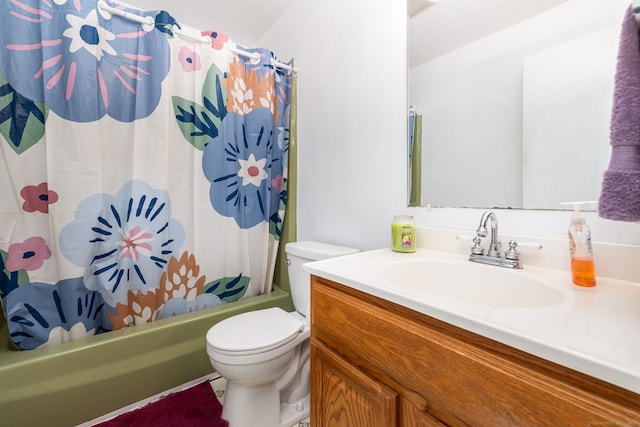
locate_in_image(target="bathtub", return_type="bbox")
[0,284,293,426]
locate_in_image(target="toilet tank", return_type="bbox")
[285,241,359,316]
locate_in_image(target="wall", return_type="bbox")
[258,0,640,250]
[257,0,409,251]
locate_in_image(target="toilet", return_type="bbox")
[206,241,359,427]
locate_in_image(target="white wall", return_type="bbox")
[258,0,409,251]
[259,0,640,250]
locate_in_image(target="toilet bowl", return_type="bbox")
[206,241,358,427]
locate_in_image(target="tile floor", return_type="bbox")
[81,374,310,426]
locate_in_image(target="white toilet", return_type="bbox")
[206,241,358,427]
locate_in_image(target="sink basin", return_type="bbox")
[383,259,566,308]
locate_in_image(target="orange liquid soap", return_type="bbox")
[571,257,596,287]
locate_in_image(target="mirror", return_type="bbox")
[408,0,630,209]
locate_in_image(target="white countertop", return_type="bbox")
[304,247,640,394]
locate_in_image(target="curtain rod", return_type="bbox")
[97,1,297,74]
[175,29,297,74]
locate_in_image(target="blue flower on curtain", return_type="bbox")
[3,277,112,351]
[156,294,225,320]
[0,0,170,123]
[202,108,285,229]
[277,104,291,154]
[270,92,291,239]
[59,180,185,307]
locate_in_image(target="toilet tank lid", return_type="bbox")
[285,241,359,261]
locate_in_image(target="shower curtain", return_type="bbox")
[0,0,294,350]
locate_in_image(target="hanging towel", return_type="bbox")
[598,5,640,221]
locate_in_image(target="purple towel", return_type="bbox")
[599,6,640,222]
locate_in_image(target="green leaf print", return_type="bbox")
[0,73,48,155]
[172,63,227,151]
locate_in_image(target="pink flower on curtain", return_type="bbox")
[6,237,52,272]
[178,46,202,72]
[271,175,285,193]
[202,31,228,50]
[117,226,153,262]
[20,182,59,213]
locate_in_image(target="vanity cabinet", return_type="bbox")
[310,275,640,426]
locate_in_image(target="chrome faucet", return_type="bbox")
[477,211,500,257]
[468,211,523,269]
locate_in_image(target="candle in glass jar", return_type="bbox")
[391,215,416,253]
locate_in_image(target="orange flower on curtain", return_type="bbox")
[225,57,278,122]
[107,251,211,328]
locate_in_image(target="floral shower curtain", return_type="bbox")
[0,0,293,350]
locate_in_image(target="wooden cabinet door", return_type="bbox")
[311,338,398,427]
[399,397,447,427]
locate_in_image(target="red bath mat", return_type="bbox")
[94,381,228,427]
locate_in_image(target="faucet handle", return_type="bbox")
[515,241,543,250]
[470,236,485,255]
[455,234,485,254]
[504,240,543,261]
[504,240,520,260]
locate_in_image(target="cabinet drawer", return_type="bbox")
[311,276,640,426]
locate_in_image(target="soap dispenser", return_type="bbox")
[562,201,596,287]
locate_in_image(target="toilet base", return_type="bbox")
[280,393,310,427]
[222,381,309,427]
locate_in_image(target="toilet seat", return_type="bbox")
[207,307,304,356]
